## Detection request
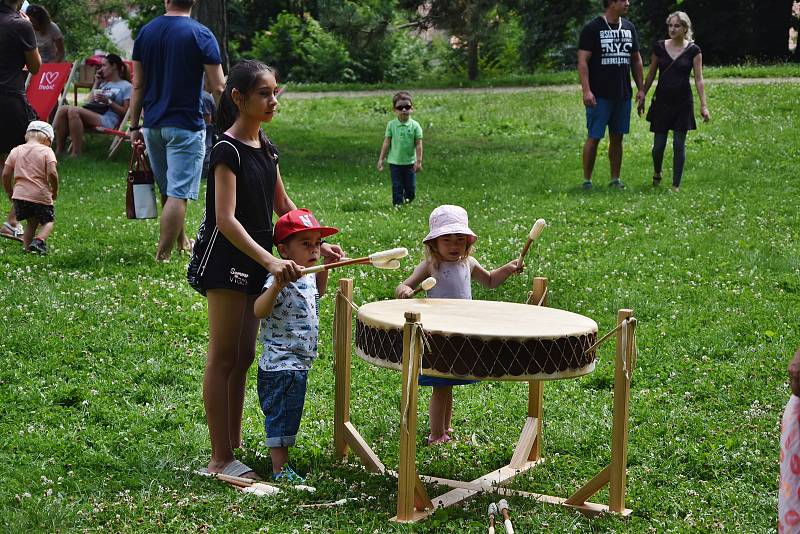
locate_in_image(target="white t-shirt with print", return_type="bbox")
[258,274,319,372]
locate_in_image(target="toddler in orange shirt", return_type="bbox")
[1,121,59,254]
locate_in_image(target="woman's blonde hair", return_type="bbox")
[25,130,51,145]
[423,236,474,270]
[667,11,693,41]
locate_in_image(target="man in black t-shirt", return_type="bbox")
[577,0,644,190]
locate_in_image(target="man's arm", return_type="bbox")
[128,61,145,144]
[577,50,595,107]
[631,51,645,108]
[203,63,225,107]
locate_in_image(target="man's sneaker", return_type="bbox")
[608,179,626,189]
[272,465,305,484]
[582,180,593,190]
[28,238,47,255]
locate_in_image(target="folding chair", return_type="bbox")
[24,61,78,123]
[88,59,134,159]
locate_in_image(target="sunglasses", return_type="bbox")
[395,105,412,111]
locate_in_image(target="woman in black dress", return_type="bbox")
[639,11,709,192]
[0,0,41,241]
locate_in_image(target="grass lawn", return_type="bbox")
[1,80,799,532]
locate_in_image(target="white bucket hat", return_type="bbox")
[423,205,477,244]
[27,120,54,142]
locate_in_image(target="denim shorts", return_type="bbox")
[257,368,308,448]
[142,126,205,200]
[585,98,632,139]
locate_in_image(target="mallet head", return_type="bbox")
[529,219,546,240]
[419,277,436,291]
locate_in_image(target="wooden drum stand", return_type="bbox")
[332,277,636,522]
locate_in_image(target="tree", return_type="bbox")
[398,0,506,80]
[193,0,230,72]
[516,0,594,71]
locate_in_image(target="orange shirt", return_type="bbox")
[4,142,57,205]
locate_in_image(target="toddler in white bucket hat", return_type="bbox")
[395,204,523,445]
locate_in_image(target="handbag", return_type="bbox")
[83,101,109,114]
[126,144,158,219]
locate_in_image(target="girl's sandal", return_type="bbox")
[0,222,23,242]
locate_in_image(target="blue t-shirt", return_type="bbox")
[258,274,320,372]
[98,79,132,127]
[132,15,221,131]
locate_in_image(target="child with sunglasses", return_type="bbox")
[376,91,423,206]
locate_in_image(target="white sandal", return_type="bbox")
[0,221,22,242]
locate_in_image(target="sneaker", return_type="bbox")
[608,179,626,189]
[582,180,593,190]
[28,238,48,255]
[652,175,662,186]
[272,465,305,484]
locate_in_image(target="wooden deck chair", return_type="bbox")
[25,61,78,123]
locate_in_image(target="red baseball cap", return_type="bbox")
[274,208,338,244]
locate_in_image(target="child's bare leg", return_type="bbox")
[429,386,452,440]
[21,220,35,249]
[445,391,453,433]
[270,447,289,474]
[36,221,54,241]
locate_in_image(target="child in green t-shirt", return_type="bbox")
[377,91,423,206]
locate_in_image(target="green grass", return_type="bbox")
[2,81,799,532]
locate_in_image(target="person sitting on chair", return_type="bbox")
[53,53,131,157]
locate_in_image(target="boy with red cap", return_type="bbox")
[254,208,338,483]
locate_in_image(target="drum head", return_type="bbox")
[355,299,598,381]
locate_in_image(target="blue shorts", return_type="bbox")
[257,368,308,448]
[142,126,205,200]
[585,98,632,140]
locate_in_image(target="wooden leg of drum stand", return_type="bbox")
[511,277,547,468]
[609,309,633,513]
[393,311,433,522]
[333,278,386,473]
[334,278,353,460]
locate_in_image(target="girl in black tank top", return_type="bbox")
[189,60,344,479]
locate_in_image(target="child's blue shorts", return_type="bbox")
[257,368,308,448]
[585,97,632,140]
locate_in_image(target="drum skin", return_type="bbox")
[354,299,598,381]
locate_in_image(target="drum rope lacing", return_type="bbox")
[402,321,432,434]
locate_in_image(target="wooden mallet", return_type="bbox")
[411,276,437,296]
[301,247,408,275]
[488,502,498,534]
[517,218,546,268]
[497,499,514,534]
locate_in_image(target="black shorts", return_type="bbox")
[199,228,272,295]
[0,93,34,154]
[14,199,55,224]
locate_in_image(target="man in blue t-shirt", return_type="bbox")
[128,0,225,262]
[577,0,644,190]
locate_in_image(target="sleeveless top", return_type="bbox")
[427,259,472,300]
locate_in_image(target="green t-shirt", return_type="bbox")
[385,118,423,165]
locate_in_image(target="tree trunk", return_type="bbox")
[193,0,229,72]
[467,38,479,80]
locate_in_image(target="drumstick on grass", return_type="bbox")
[517,219,546,268]
[301,247,408,275]
[411,276,437,296]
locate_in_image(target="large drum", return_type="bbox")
[355,299,598,381]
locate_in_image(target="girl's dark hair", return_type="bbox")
[25,4,51,31]
[105,53,131,82]
[216,59,277,144]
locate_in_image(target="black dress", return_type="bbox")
[646,40,701,133]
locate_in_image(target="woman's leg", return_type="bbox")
[651,132,668,181]
[66,107,102,156]
[672,130,688,189]
[53,107,70,154]
[204,289,258,476]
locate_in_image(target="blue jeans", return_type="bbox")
[585,98,632,140]
[142,126,205,200]
[389,164,416,206]
[257,368,308,448]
